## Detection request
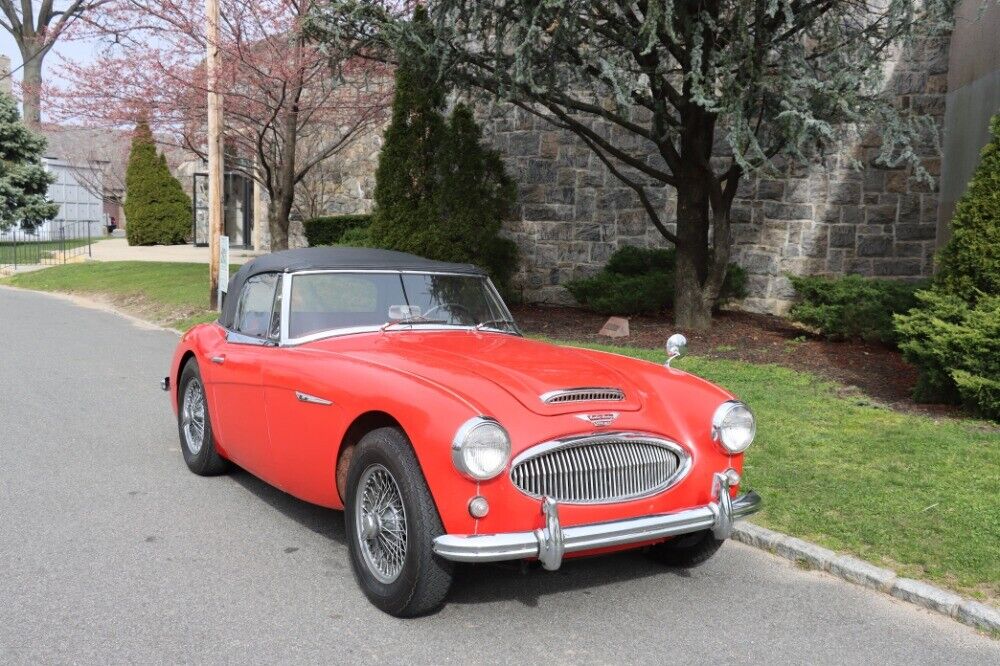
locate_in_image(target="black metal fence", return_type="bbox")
[0,222,97,272]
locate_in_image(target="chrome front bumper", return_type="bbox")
[432,473,761,571]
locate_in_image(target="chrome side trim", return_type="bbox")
[432,486,763,566]
[295,391,333,406]
[539,387,625,404]
[509,431,692,505]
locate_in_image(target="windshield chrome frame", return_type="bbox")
[279,269,520,347]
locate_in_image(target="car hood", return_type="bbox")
[332,332,645,416]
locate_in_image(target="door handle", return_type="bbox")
[211,355,225,364]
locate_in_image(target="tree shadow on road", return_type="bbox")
[229,466,698,610]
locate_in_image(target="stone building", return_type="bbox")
[479,36,953,314]
[259,3,998,315]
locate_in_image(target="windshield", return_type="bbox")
[287,272,517,340]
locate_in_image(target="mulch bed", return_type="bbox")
[511,304,961,418]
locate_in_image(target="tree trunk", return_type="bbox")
[268,198,290,250]
[673,181,714,330]
[20,56,43,127]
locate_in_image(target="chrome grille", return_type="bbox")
[541,387,625,404]
[510,434,688,504]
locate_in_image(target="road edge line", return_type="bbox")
[733,523,1000,634]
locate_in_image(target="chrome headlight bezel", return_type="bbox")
[711,400,756,454]
[451,416,512,480]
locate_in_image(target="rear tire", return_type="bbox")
[646,529,724,567]
[345,427,454,617]
[177,360,230,476]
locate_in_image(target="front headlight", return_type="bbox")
[712,401,756,453]
[452,417,511,480]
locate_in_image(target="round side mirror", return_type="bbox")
[665,334,687,367]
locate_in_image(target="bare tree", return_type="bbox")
[0,0,111,125]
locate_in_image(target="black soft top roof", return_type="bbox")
[219,247,485,329]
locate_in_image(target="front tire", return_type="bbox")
[646,529,724,567]
[344,427,454,617]
[177,360,230,476]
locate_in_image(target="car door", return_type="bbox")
[210,273,282,479]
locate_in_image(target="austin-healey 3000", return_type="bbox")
[164,247,761,617]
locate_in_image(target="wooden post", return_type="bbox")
[206,0,224,310]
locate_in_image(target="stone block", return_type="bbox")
[829,555,896,592]
[829,181,862,205]
[890,578,963,617]
[841,205,864,224]
[523,204,575,223]
[526,158,558,184]
[885,171,907,193]
[956,600,1000,632]
[892,72,927,95]
[763,202,813,220]
[770,276,797,300]
[857,235,892,257]
[873,258,923,276]
[574,223,602,242]
[785,179,811,203]
[536,221,573,241]
[830,225,857,248]
[732,523,785,552]
[894,242,925,258]
[745,252,779,276]
[507,131,540,157]
[617,210,647,236]
[589,242,614,263]
[539,132,559,159]
[895,223,937,241]
[774,536,837,571]
[800,227,829,257]
[757,180,784,201]
[866,205,897,226]
[910,95,945,116]
[730,205,753,224]
[863,170,886,193]
[846,258,874,276]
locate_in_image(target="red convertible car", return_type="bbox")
[164,247,761,617]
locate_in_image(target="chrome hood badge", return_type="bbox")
[575,412,619,427]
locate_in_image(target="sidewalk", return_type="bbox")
[89,238,264,264]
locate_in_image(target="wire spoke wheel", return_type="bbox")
[181,379,206,455]
[355,464,408,584]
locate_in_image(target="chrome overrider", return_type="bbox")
[432,473,762,570]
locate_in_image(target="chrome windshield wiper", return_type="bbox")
[474,319,518,332]
[381,317,450,331]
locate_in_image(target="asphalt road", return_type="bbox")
[1,286,997,665]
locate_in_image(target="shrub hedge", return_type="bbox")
[933,115,1000,302]
[788,274,924,345]
[892,115,1000,419]
[566,246,746,316]
[894,291,1000,419]
[303,214,372,246]
[124,121,191,246]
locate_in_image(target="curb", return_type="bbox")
[733,523,1000,634]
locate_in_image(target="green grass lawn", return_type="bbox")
[0,238,94,265]
[3,261,997,602]
[569,341,999,602]
[0,260,227,330]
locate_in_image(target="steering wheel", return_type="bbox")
[422,303,477,325]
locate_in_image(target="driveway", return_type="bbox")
[0,286,997,665]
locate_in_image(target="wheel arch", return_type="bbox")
[335,410,405,504]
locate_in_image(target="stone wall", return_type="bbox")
[479,35,950,314]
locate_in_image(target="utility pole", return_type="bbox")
[206,0,224,309]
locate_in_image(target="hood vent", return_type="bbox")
[540,387,625,404]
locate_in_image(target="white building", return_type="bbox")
[32,158,107,240]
